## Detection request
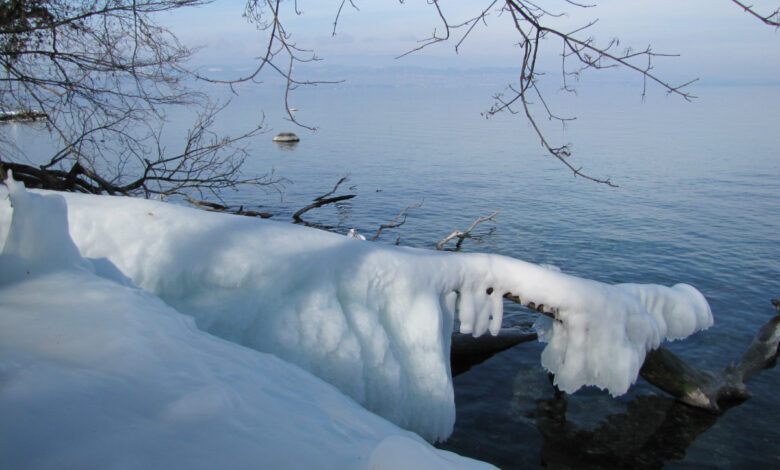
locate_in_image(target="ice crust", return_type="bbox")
[0,176,495,469]
[0,184,713,442]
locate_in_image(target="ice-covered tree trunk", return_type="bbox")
[0,181,714,442]
[640,300,780,411]
[450,301,779,412]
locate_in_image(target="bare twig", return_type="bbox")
[395,0,451,59]
[332,0,360,36]
[731,0,780,26]
[371,200,424,241]
[314,175,349,202]
[437,209,500,251]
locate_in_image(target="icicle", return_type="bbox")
[472,292,493,337]
[457,290,476,334]
[489,291,503,336]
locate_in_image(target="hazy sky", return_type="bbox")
[164,1,780,85]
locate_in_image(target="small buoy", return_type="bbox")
[273,132,299,142]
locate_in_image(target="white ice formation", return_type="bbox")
[0,179,713,443]
[0,175,495,469]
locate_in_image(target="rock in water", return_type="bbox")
[273,132,300,142]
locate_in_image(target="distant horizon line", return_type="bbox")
[187,62,780,89]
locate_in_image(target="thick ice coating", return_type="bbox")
[0,184,713,442]
[0,176,495,469]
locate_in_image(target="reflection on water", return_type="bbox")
[274,140,299,151]
[442,345,748,469]
[533,393,718,470]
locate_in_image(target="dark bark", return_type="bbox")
[292,194,356,224]
[451,327,537,376]
[639,298,780,412]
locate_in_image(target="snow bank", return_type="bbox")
[0,184,712,442]
[0,176,494,469]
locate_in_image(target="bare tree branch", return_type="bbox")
[731,0,780,26]
[186,0,343,131]
[0,101,279,198]
[390,1,702,185]
[395,0,452,59]
[292,177,356,228]
[0,0,278,200]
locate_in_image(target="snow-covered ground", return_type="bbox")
[0,174,713,466]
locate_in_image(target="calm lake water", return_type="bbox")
[235,80,780,469]
[8,74,780,468]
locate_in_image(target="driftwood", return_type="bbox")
[371,200,423,241]
[185,197,229,211]
[233,206,273,218]
[184,198,272,218]
[639,298,780,412]
[437,209,500,251]
[292,176,356,228]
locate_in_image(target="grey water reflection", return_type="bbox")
[438,336,751,470]
[273,140,299,151]
[532,393,718,470]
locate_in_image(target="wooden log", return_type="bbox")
[451,328,537,376]
[639,298,780,412]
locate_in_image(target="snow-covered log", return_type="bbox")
[0,177,495,469]
[0,181,713,442]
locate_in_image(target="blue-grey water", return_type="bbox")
[234,81,780,469]
[8,76,780,468]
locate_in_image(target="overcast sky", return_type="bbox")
[165,1,780,85]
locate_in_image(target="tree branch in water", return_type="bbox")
[437,209,500,251]
[371,200,424,242]
[292,176,356,229]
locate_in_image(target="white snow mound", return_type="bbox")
[0,183,713,442]
[0,175,495,469]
